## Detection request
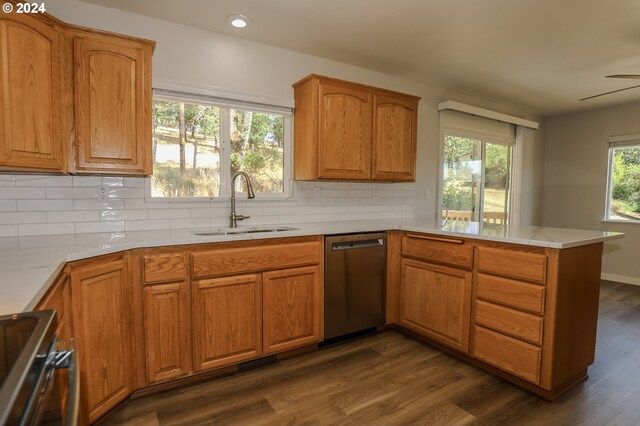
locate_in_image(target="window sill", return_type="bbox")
[601,219,640,225]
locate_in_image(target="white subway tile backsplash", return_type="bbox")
[47,211,99,223]
[0,174,414,236]
[0,200,16,212]
[0,212,46,224]
[107,187,145,199]
[0,176,16,186]
[123,177,146,187]
[15,176,72,187]
[0,187,45,199]
[190,207,228,218]
[125,219,171,231]
[74,199,125,211]
[46,187,97,199]
[18,200,73,211]
[0,225,17,237]
[18,223,74,236]
[72,176,102,187]
[102,177,124,187]
[75,221,125,234]
[148,208,191,220]
[124,199,170,210]
[101,210,148,221]
[170,218,211,229]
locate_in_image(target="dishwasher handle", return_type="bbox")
[331,238,385,251]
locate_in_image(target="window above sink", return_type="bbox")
[147,83,293,201]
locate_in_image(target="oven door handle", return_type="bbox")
[54,339,80,426]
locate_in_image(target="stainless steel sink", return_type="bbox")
[192,226,298,236]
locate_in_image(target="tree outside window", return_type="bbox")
[150,97,286,198]
[607,144,640,221]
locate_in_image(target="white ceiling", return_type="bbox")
[81,0,640,116]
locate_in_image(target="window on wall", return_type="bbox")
[605,135,640,222]
[150,90,291,199]
[440,111,515,231]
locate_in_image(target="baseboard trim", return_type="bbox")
[601,273,640,286]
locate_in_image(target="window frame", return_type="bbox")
[603,136,640,224]
[145,82,294,202]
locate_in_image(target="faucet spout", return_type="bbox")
[229,171,255,228]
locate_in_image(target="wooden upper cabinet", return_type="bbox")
[0,13,65,171]
[293,74,419,182]
[71,32,153,174]
[372,93,418,181]
[317,82,372,180]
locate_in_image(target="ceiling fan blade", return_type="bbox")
[580,84,640,101]
[606,74,640,79]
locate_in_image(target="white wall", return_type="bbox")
[0,0,545,235]
[542,101,640,284]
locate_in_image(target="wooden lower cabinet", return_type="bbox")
[472,325,542,384]
[399,258,472,353]
[70,255,134,424]
[143,281,191,383]
[263,266,323,354]
[192,274,263,371]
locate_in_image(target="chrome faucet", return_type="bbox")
[229,171,255,228]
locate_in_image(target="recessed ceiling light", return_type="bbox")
[226,14,251,28]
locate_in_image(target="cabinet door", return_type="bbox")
[192,274,262,372]
[70,257,133,423]
[372,93,417,181]
[0,13,64,170]
[263,266,323,354]
[144,281,191,383]
[73,33,152,174]
[399,258,472,352]
[317,82,372,180]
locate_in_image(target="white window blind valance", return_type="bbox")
[152,79,294,115]
[440,110,516,146]
[609,133,640,148]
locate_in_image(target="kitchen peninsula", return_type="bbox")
[0,219,623,422]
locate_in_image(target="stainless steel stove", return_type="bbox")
[0,310,78,426]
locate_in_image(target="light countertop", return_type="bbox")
[0,219,623,315]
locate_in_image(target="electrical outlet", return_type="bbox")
[314,187,322,198]
[97,185,108,201]
[424,188,431,200]
[371,188,377,198]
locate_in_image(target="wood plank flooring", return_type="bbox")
[97,280,640,425]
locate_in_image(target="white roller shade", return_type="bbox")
[440,110,516,146]
[609,133,640,148]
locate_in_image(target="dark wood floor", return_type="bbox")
[98,280,640,425]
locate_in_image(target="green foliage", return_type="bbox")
[485,144,510,189]
[443,179,473,211]
[611,147,640,215]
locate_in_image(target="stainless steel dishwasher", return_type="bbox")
[324,232,386,340]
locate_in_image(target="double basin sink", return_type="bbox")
[192,225,299,236]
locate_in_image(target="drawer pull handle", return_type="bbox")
[406,233,464,245]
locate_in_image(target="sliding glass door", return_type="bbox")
[442,134,512,231]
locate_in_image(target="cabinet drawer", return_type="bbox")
[144,253,186,284]
[475,300,543,345]
[192,242,321,279]
[473,326,541,384]
[477,274,545,314]
[402,233,473,269]
[477,247,547,283]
